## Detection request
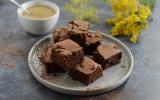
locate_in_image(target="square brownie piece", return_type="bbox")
[53,28,69,43]
[68,20,89,31]
[52,39,84,71]
[67,20,89,46]
[69,57,103,85]
[40,47,65,73]
[93,43,122,69]
[84,31,102,54]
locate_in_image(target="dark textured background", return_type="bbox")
[0,0,160,100]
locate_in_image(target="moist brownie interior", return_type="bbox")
[84,31,102,54]
[40,46,65,73]
[67,20,89,46]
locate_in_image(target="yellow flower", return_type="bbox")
[111,0,138,15]
[138,5,151,20]
[107,14,124,25]
[107,0,151,43]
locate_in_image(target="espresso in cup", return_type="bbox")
[22,5,55,19]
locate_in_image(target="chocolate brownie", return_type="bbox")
[68,20,89,31]
[67,20,89,46]
[93,43,122,69]
[84,31,102,54]
[53,28,69,43]
[69,57,103,85]
[40,47,65,73]
[52,39,84,71]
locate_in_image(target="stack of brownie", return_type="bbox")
[41,20,122,85]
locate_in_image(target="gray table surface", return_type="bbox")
[0,0,160,100]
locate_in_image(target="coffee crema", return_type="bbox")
[22,5,55,19]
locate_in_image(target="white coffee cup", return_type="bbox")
[17,0,60,35]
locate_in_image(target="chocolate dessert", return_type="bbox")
[53,28,69,43]
[52,39,84,71]
[68,20,89,31]
[84,31,102,54]
[40,20,123,85]
[69,57,103,85]
[93,43,122,69]
[40,47,65,73]
[67,20,89,46]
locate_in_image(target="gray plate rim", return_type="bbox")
[28,33,134,95]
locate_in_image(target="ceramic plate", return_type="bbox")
[28,32,134,96]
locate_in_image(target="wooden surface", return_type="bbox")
[0,0,160,100]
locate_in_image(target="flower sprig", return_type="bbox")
[106,0,151,43]
[64,0,98,23]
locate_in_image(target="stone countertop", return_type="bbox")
[0,0,160,100]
